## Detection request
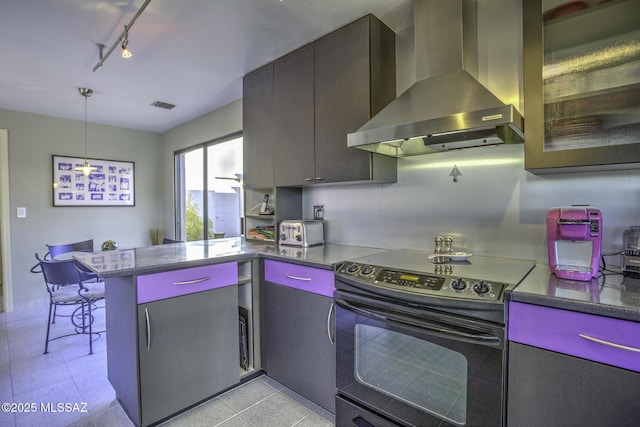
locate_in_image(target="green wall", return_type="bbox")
[0,108,164,302]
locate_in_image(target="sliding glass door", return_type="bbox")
[174,134,243,242]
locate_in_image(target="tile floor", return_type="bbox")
[0,298,335,427]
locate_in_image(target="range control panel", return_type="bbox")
[337,261,505,301]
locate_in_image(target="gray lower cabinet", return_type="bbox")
[508,342,640,427]
[507,301,640,427]
[105,263,240,426]
[137,286,239,425]
[263,260,335,413]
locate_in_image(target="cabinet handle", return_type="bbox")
[173,277,211,285]
[284,274,311,281]
[145,308,151,351]
[315,177,324,181]
[327,302,335,345]
[304,178,314,182]
[578,333,640,353]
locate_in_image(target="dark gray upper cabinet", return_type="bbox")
[273,44,316,186]
[243,63,275,188]
[314,14,397,184]
[244,14,397,187]
[524,0,640,173]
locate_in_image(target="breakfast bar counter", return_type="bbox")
[73,237,386,277]
[71,237,385,426]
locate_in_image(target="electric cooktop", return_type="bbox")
[336,249,536,302]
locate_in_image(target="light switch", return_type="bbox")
[17,207,26,218]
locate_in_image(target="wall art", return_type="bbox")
[52,155,135,206]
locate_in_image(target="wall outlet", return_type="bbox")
[17,207,26,218]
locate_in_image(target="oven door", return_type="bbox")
[334,289,505,427]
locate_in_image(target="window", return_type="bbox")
[174,134,243,241]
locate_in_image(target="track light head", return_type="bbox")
[121,41,132,58]
[121,26,132,58]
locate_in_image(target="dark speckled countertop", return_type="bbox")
[506,263,640,322]
[73,237,386,278]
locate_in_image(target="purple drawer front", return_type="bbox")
[264,259,334,297]
[137,262,238,304]
[508,301,640,372]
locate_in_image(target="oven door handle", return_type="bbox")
[335,297,501,346]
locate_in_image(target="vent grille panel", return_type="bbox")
[151,101,176,110]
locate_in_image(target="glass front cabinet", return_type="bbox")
[524,0,640,172]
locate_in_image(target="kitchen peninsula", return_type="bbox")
[73,238,385,427]
[72,238,640,427]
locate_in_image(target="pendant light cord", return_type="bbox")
[79,87,93,160]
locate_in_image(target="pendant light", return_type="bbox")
[75,87,96,176]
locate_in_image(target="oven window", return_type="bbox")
[354,324,467,426]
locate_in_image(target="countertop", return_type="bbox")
[74,240,640,322]
[73,237,386,278]
[507,263,640,322]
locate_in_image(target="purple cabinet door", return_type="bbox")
[264,259,334,297]
[509,301,640,372]
[137,262,238,304]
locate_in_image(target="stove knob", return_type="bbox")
[451,278,466,290]
[473,281,490,294]
[346,263,359,274]
[361,266,374,276]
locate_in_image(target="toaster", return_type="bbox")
[279,220,324,247]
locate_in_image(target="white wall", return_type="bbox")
[0,109,163,302]
[302,145,640,263]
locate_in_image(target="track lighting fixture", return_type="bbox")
[75,88,97,177]
[121,26,132,58]
[93,0,151,71]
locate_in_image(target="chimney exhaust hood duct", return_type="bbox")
[348,0,524,157]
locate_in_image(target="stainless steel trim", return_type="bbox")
[327,303,335,345]
[144,308,151,351]
[336,296,502,346]
[284,274,312,281]
[347,0,524,157]
[578,333,640,353]
[173,277,211,285]
[348,102,524,157]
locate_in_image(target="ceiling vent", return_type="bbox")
[151,101,176,110]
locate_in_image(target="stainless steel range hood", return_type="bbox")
[348,0,524,157]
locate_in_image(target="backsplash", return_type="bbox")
[302,144,640,264]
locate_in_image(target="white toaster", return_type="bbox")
[279,220,324,247]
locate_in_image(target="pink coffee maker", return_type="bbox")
[547,207,602,281]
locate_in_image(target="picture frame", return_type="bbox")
[52,155,135,207]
